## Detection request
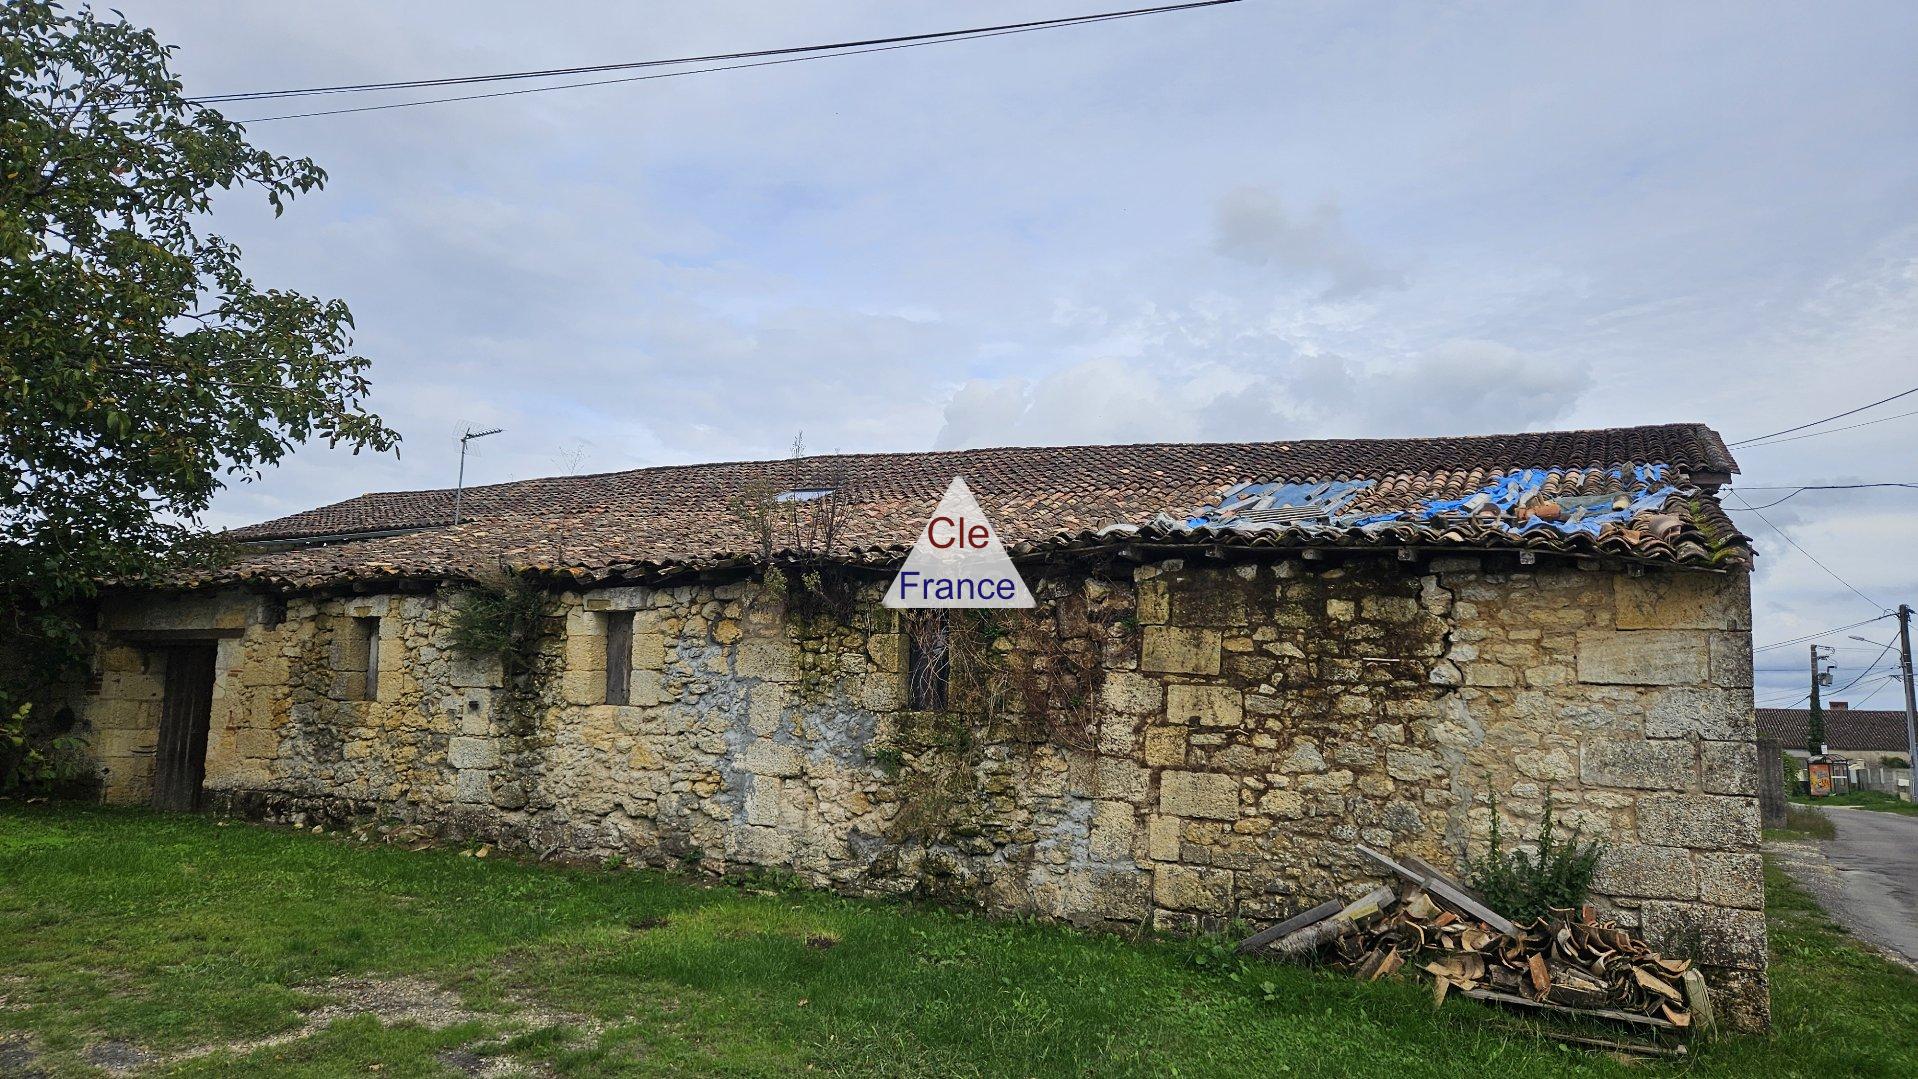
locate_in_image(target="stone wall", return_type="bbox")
[75,553,1764,1029]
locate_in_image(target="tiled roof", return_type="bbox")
[1756,709,1914,753]
[204,423,1749,590]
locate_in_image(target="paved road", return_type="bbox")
[1773,807,1918,967]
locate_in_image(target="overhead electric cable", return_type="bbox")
[1727,495,1885,612]
[1732,483,1918,490]
[193,1,1242,104]
[1733,407,1918,450]
[1727,483,1918,510]
[200,2,1246,122]
[1852,675,1904,708]
[1753,614,1893,653]
[1830,641,1898,697]
[1730,384,1918,446]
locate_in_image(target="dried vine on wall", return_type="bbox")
[886,587,1119,844]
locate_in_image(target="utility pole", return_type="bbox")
[453,426,503,525]
[1899,605,1918,803]
[1808,645,1834,756]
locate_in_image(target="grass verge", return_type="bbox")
[1764,803,1837,842]
[1788,789,1918,816]
[1,803,1915,1076]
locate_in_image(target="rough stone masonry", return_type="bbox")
[75,551,1766,1030]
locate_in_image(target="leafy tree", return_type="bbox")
[1,2,399,709]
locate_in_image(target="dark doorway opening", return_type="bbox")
[153,644,217,812]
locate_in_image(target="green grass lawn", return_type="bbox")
[1788,789,1918,816]
[2,805,1916,1076]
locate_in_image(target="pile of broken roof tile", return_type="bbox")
[1239,846,1710,1054]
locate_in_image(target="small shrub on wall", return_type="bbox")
[1464,790,1606,922]
[448,571,556,734]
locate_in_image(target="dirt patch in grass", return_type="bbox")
[80,975,599,1075]
[0,1035,44,1078]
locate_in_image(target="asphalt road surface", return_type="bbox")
[1775,807,1918,967]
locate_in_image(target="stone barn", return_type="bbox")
[68,424,1767,1027]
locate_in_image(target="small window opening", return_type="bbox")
[342,616,380,701]
[604,611,634,705]
[906,612,950,712]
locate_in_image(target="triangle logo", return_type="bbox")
[883,476,1035,608]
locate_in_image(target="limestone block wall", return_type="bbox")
[75,553,1764,1029]
[81,590,256,803]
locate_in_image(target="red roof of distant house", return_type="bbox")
[1756,709,1913,752]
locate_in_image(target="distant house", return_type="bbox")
[1758,704,1913,767]
[66,422,1769,1029]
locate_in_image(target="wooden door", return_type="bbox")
[153,644,217,812]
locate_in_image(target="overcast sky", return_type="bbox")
[122,0,1917,710]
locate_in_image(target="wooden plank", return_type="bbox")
[1403,854,1492,907]
[117,628,244,642]
[1358,845,1517,937]
[1267,886,1397,960]
[364,619,381,700]
[1356,843,1423,884]
[1539,1032,1686,1059]
[1460,988,1680,1031]
[1680,969,1715,1034]
[152,644,216,814]
[1236,899,1342,954]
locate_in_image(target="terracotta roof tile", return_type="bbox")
[206,422,1748,589]
[1755,709,1914,753]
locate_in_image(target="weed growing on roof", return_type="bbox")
[727,434,862,621]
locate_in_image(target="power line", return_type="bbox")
[1726,483,1918,510]
[1730,384,1918,446]
[1754,614,1893,653]
[205,3,1246,122]
[228,15,1171,123]
[1733,406,1918,451]
[193,2,1242,104]
[1727,494,1885,612]
[1759,670,1903,709]
[1830,642,1898,696]
[1852,674,1905,708]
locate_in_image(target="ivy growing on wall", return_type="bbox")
[448,571,556,734]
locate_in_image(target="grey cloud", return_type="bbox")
[933,339,1589,450]
[1212,186,1400,296]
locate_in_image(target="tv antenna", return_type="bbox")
[453,426,503,525]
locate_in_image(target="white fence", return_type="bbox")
[1852,765,1914,801]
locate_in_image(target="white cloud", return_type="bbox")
[100,0,1918,704]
